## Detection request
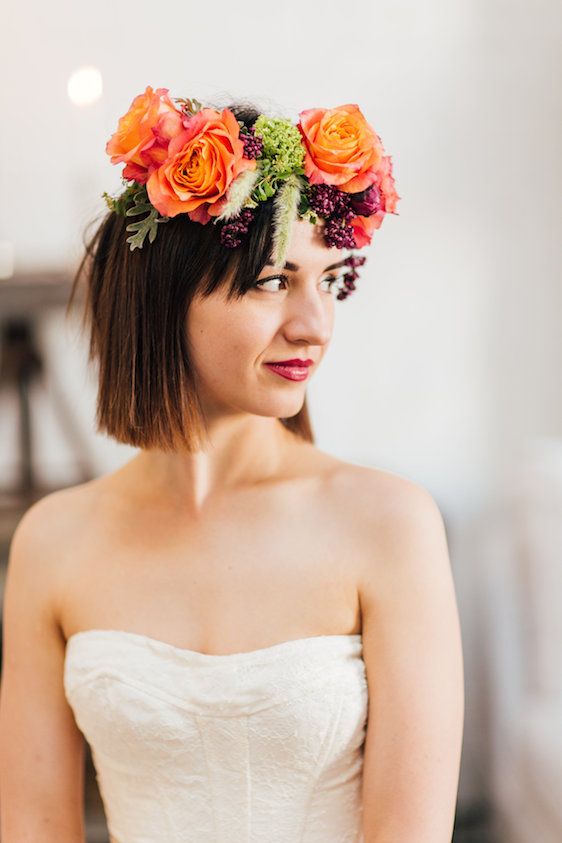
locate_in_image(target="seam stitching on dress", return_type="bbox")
[298,688,348,842]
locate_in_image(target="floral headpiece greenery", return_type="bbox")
[103,86,400,299]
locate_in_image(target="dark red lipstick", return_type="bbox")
[263,358,314,381]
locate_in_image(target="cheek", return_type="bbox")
[218,321,272,374]
[187,312,270,375]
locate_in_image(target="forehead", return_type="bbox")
[266,217,345,270]
[265,258,347,272]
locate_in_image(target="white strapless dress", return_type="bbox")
[64,629,368,843]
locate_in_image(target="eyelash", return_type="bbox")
[253,273,342,293]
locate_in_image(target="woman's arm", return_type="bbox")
[0,495,86,842]
[358,476,465,843]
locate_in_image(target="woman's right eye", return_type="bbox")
[253,275,288,292]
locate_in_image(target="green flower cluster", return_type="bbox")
[252,115,306,176]
[249,116,306,203]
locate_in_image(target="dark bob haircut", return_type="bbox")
[66,100,317,453]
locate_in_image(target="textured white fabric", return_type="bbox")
[64,629,368,843]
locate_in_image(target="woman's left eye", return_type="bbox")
[322,274,342,291]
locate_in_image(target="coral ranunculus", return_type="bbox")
[105,86,183,184]
[350,154,401,246]
[375,154,400,214]
[297,103,384,193]
[350,212,383,248]
[146,107,257,222]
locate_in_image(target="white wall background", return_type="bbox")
[1,0,561,812]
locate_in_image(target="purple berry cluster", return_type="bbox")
[219,208,256,248]
[337,254,367,301]
[323,216,357,249]
[307,184,352,218]
[307,182,382,255]
[241,125,264,159]
[308,184,357,249]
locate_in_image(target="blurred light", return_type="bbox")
[0,241,15,279]
[67,66,103,107]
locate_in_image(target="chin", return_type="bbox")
[251,395,306,419]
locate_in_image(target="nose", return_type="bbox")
[281,285,333,347]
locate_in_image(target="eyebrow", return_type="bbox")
[264,259,347,272]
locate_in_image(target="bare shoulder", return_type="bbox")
[6,478,107,628]
[320,458,450,589]
[11,464,129,539]
[10,478,103,549]
[323,457,445,535]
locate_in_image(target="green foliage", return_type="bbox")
[123,186,169,250]
[252,178,277,202]
[102,180,142,216]
[298,207,319,226]
[297,188,318,225]
[173,97,204,116]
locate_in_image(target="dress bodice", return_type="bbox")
[64,629,368,843]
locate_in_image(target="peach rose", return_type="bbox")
[146,107,257,222]
[297,103,384,193]
[106,85,183,184]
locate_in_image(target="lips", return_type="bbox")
[264,360,312,381]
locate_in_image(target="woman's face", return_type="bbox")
[185,217,347,420]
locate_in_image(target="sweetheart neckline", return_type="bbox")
[65,627,363,662]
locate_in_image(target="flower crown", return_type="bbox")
[103,86,400,300]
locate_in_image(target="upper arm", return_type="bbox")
[358,476,464,843]
[0,493,86,842]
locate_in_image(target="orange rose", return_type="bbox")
[106,85,183,184]
[146,107,257,222]
[297,103,384,193]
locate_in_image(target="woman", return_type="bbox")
[0,89,464,842]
